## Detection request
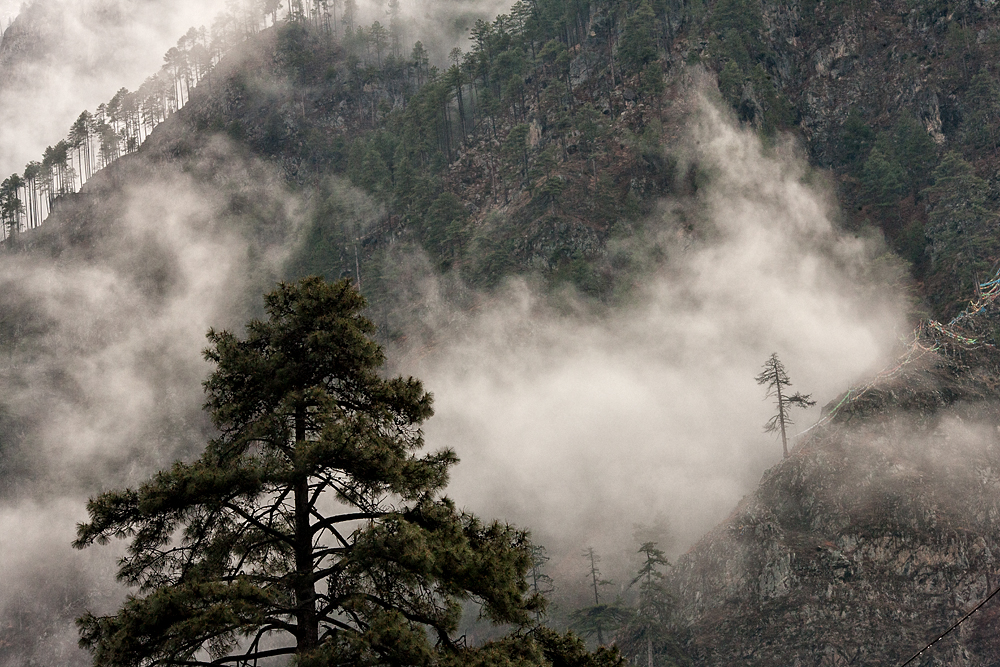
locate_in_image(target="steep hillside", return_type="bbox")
[123,0,1000,318]
[700,0,1000,318]
[7,0,1000,317]
[0,0,225,176]
[673,302,1000,665]
[3,0,1000,664]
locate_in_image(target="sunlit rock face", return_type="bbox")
[674,333,1000,666]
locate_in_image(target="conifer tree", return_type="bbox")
[0,174,24,237]
[755,353,814,459]
[529,545,555,622]
[922,151,999,313]
[570,548,627,646]
[616,543,690,667]
[73,277,544,667]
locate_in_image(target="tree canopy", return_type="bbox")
[73,276,548,667]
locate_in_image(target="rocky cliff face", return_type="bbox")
[673,317,1000,665]
[740,0,999,167]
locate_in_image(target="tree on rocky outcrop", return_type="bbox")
[73,277,551,667]
[755,353,814,459]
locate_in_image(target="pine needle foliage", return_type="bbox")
[73,276,543,667]
[615,543,691,667]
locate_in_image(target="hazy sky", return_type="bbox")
[0,1,19,27]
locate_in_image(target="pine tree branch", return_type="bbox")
[222,502,294,547]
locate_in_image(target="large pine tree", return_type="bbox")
[73,276,542,667]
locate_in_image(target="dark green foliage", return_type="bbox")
[569,605,631,648]
[895,218,929,271]
[551,252,611,298]
[619,1,659,76]
[284,182,374,282]
[886,115,939,199]
[448,627,625,667]
[276,22,313,82]
[860,147,907,210]
[922,152,1000,315]
[467,213,521,288]
[717,60,743,105]
[504,123,531,179]
[858,115,938,209]
[713,46,789,132]
[615,543,692,667]
[963,69,1000,152]
[710,0,767,75]
[422,192,469,268]
[74,277,542,667]
[640,62,666,101]
[838,108,875,174]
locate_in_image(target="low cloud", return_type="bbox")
[394,98,909,583]
[0,148,293,665]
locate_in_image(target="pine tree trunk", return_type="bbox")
[293,405,319,652]
[776,379,788,458]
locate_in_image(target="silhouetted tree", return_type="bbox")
[0,174,24,237]
[616,543,691,667]
[570,548,627,646]
[74,277,544,667]
[755,353,815,458]
[529,545,555,623]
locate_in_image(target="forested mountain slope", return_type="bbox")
[2,0,1000,665]
[0,0,227,175]
[4,0,999,320]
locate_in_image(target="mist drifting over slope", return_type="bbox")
[0,0,508,178]
[0,0,915,653]
[0,0,228,176]
[0,147,297,665]
[393,98,908,578]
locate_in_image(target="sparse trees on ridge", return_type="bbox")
[0,174,24,238]
[755,353,815,459]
